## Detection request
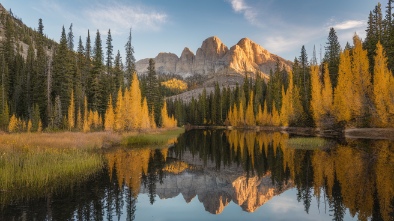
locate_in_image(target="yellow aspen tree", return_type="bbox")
[114,88,124,131]
[93,111,99,129]
[150,107,157,129]
[38,120,43,132]
[231,104,238,126]
[238,101,245,126]
[280,86,289,126]
[130,73,142,129]
[281,71,294,126]
[262,101,269,126]
[8,114,18,132]
[245,91,255,126]
[256,105,263,126]
[161,101,177,128]
[27,120,32,133]
[123,88,131,130]
[76,108,82,131]
[373,42,391,127]
[83,96,90,132]
[67,90,75,131]
[321,64,333,115]
[140,98,151,130]
[104,95,115,131]
[310,65,323,126]
[334,50,353,122]
[227,106,233,125]
[351,35,372,118]
[271,103,280,126]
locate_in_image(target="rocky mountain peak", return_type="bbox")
[197,36,228,60]
[180,47,195,61]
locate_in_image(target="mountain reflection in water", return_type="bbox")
[1,130,393,221]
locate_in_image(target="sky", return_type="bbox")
[1,0,380,62]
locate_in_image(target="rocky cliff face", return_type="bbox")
[136,36,292,80]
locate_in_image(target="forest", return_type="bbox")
[0,1,393,132]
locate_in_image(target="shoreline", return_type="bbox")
[185,125,394,140]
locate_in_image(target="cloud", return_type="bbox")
[85,3,168,35]
[332,20,365,30]
[228,0,259,26]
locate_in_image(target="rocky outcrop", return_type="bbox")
[135,36,292,80]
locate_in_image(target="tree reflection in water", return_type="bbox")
[0,130,393,221]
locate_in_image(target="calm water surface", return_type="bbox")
[1,130,393,221]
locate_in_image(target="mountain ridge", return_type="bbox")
[136,36,292,80]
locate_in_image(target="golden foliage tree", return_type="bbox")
[334,50,353,122]
[8,114,18,132]
[321,64,333,115]
[83,96,90,132]
[150,107,157,129]
[245,91,256,126]
[161,101,177,128]
[67,90,75,131]
[271,103,280,126]
[351,35,372,120]
[310,65,323,126]
[373,42,393,127]
[130,73,142,130]
[104,95,115,131]
[140,98,151,130]
[114,88,124,131]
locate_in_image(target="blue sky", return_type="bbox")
[2,0,380,62]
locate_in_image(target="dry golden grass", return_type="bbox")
[0,127,184,150]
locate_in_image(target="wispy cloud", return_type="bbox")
[332,20,365,30]
[85,3,168,35]
[228,0,259,26]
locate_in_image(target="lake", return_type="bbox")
[1,130,393,221]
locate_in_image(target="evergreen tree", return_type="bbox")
[146,59,161,123]
[52,26,73,116]
[114,50,124,93]
[125,29,136,87]
[324,27,341,88]
[67,23,74,51]
[106,29,113,74]
[38,18,44,36]
[364,3,383,74]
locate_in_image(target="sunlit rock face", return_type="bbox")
[135,36,292,80]
[140,151,293,214]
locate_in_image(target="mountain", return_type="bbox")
[136,36,292,80]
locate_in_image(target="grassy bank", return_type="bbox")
[121,128,184,147]
[0,128,184,206]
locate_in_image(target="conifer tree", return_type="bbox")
[8,114,18,132]
[146,59,160,121]
[324,27,341,88]
[125,29,136,87]
[67,23,74,51]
